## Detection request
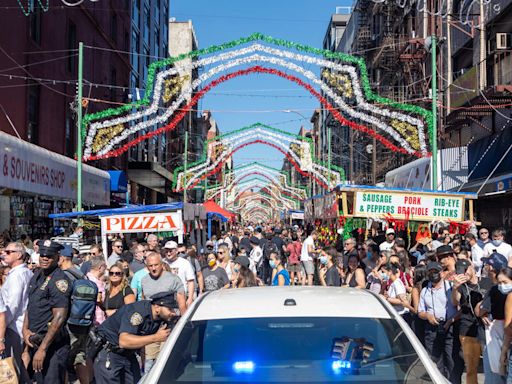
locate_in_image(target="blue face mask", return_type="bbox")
[498,284,512,295]
[319,256,328,265]
[367,251,372,259]
[269,260,277,269]
[380,272,389,282]
[233,267,239,273]
[493,240,503,247]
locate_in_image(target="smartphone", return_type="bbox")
[455,264,468,275]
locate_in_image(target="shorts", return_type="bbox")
[302,260,315,275]
[288,264,301,273]
[67,324,88,367]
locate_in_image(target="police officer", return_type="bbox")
[93,291,178,383]
[22,240,71,384]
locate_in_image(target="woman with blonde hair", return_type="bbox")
[103,261,135,317]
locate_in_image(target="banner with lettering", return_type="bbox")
[101,211,183,234]
[354,191,465,222]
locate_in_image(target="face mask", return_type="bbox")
[178,252,186,258]
[319,256,328,265]
[428,272,442,284]
[493,240,503,246]
[498,284,512,295]
[379,272,389,282]
[367,251,372,259]
[269,260,277,269]
[208,259,216,267]
[233,267,240,273]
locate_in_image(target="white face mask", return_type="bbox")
[498,283,512,295]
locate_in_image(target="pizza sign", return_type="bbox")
[101,211,182,234]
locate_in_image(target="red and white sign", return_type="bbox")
[101,211,183,234]
[0,131,109,205]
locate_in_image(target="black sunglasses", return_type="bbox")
[109,271,123,276]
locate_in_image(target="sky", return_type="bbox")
[170,0,352,168]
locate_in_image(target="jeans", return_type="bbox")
[483,344,506,384]
[460,335,481,384]
[424,322,455,381]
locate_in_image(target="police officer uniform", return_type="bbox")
[93,292,176,384]
[26,240,71,384]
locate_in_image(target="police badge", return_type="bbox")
[130,312,143,326]
[55,279,69,293]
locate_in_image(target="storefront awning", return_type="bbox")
[0,131,110,205]
[107,170,128,193]
[49,202,183,219]
[203,200,235,222]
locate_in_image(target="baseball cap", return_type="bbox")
[481,252,508,272]
[163,241,178,250]
[386,228,395,235]
[426,261,443,272]
[151,292,177,309]
[234,255,251,269]
[455,259,471,271]
[250,236,260,245]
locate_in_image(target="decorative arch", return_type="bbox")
[82,33,433,164]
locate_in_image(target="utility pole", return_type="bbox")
[183,130,188,203]
[76,42,84,211]
[431,34,438,190]
[372,136,377,185]
[328,125,332,188]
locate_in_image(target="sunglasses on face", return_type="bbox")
[114,245,123,248]
[109,271,123,277]
[480,232,488,235]
[3,250,18,255]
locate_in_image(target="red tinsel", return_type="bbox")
[85,66,426,162]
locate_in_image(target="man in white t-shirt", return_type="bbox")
[379,228,396,251]
[163,241,195,307]
[482,228,512,266]
[301,231,320,286]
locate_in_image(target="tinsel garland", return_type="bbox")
[82,39,432,158]
[82,33,433,150]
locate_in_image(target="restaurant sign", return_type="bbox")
[354,191,465,221]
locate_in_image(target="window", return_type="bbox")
[153,29,159,58]
[67,21,77,73]
[143,45,150,83]
[132,0,140,24]
[111,14,118,43]
[27,84,40,144]
[110,68,117,101]
[143,2,150,46]
[154,0,160,21]
[65,104,74,157]
[131,30,139,73]
[29,6,42,44]
[159,317,432,383]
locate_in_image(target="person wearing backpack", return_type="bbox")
[261,233,279,285]
[59,246,99,384]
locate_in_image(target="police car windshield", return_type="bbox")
[157,317,434,383]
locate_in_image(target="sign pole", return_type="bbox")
[328,125,332,188]
[77,41,84,211]
[183,130,188,203]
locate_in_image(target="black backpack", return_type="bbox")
[263,240,279,260]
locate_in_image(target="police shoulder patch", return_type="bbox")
[55,279,69,293]
[130,312,143,326]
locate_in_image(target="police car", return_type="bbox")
[141,286,449,383]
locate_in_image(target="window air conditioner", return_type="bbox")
[497,33,510,50]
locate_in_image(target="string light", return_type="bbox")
[82,34,433,159]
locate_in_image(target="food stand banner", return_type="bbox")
[101,211,183,234]
[354,191,465,222]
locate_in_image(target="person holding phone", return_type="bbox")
[451,259,485,384]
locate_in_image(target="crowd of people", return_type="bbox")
[0,223,512,383]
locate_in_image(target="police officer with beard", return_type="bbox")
[93,292,178,383]
[22,240,71,384]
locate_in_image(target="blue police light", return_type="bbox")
[233,361,255,374]
[332,360,351,373]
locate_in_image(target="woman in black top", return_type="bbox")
[104,262,136,317]
[343,254,366,288]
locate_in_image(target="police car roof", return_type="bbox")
[191,286,392,321]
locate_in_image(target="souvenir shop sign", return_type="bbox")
[101,211,183,234]
[354,191,465,222]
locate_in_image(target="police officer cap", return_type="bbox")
[481,252,508,272]
[151,292,177,309]
[38,240,65,257]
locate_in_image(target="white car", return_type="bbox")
[141,286,448,383]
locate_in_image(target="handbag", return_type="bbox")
[0,355,18,384]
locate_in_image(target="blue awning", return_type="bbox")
[49,202,184,219]
[108,170,128,193]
